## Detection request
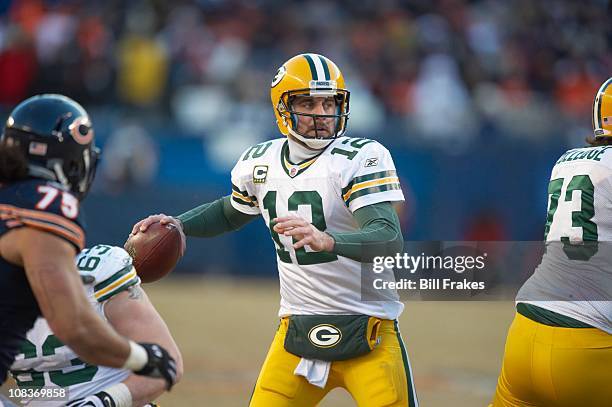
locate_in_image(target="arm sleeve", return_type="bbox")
[176,196,257,237]
[327,201,403,262]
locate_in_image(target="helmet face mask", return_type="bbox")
[271,54,350,151]
[1,94,100,200]
[280,90,349,145]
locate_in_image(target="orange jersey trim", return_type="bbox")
[0,204,85,250]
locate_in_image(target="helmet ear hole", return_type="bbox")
[78,124,90,136]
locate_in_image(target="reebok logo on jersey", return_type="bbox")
[364,158,379,168]
[308,324,342,348]
[253,165,268,184]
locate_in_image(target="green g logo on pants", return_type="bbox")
[308,324,342,348]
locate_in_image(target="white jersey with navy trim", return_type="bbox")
[517,145,612,333]
[10,245,140,405]
[231,136,405,319]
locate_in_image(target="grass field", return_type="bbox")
[149,277,514,406]
[2,277,515,406]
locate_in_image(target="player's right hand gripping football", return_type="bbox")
[134,343,177,390]
[130,213,182,235]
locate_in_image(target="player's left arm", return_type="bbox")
[274,201,403,262]
[101,286,183,406]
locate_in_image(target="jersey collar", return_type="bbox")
[280,141,322,178]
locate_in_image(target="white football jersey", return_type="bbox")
[231,136,405,319]
[517,145,612,333]
[10,245,141,405]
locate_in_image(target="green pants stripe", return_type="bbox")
[395,321,419,407]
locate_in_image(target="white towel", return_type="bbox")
[293,357,331,388]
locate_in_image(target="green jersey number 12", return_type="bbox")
[263,190,338,265]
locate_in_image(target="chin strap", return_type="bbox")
[286,134,325,163]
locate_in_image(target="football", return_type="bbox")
[124,221,185,283]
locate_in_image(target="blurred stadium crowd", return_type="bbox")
[1,0,609,144]
[0,0,610,272]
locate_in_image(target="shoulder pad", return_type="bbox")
[77,245,140,302]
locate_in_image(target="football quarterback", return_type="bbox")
[491,78,612,406]
[132,53,418,406]
[10,244,182,407]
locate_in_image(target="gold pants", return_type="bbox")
[492,312,612,407]
[250,318,418,407]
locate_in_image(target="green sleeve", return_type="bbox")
[327,202,404,262]
[176,196,257,237]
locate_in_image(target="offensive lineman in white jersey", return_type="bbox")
[491,79,612,406]
[131,53,418,406]
[10,245,183,407]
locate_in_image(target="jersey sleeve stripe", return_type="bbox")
[0,204,85,249]
[345,182,402,205]
[94,265,134,292]
[19,218,85,250]
[96,275,140,302]
[231,184,257,201]
[343,176,400,202]
[342,170,397,195]
[0,204,82,234]
[231,191,258,207]
[231,183,249,195]
[94,268,139,302]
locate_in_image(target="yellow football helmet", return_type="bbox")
[270,53,350,150]
[593,77,612,138]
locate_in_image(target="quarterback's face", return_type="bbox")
[292,96,337,138]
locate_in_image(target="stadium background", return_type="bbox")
[0,0,609,405]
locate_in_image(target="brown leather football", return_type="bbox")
[124,221,185,283]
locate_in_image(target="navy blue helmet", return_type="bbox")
[1,94,100,199]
